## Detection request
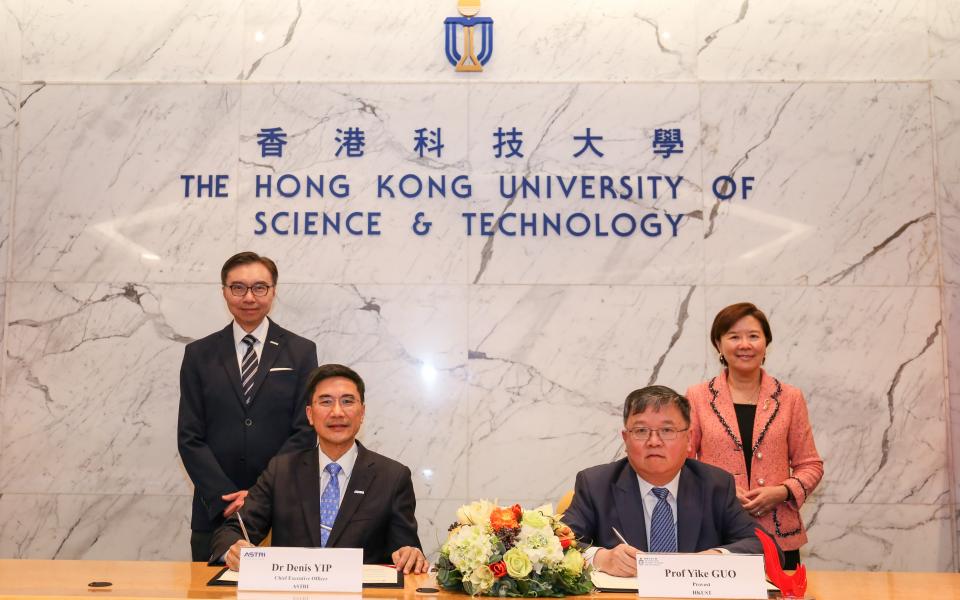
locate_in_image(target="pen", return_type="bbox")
[611,526,628,546]
[236,511,251,543]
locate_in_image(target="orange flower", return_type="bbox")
[554,524,575,542]
[490,506,520,530]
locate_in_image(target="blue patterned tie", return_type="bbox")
[649,487,677,552]
[320,463,342,547]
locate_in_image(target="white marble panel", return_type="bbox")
[0,84,14,275]
[935,81,960,287]
[241,0,697,82]
[928,1,960,80]
[252,282,469,500]
[801,502,953,571]
[20,0,242,82]
[465,83,703,285]
[0,0,21,82]
[14,84,240,283]
[701,83,938,286]
[236,84,470,285]
[697,0,929,81]
[467,284,707,501]
[414,498,467,562]
[0,283,216,495]
[702,286,948,506]
[0,493,192,559]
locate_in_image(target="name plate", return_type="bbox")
[239,547,363,592]
[635,553,766,599]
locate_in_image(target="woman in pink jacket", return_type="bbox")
[687,302,823,569]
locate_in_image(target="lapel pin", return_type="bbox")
[269,340,279,346]
[354,490,365,495]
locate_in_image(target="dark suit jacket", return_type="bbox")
[564,458,763,555]
[210,442,422,564]
[178,318,318,533]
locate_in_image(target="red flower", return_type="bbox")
[489,561,508,579]
[560,538,572,549]
[511,504,522,520]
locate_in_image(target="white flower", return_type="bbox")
[443,525,495,574]
[466,565,495,594]
[456,499,496,526]
[515,523,564,573]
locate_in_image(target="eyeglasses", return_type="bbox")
[226,282,273,297]
[625,427,689,441]
[312,395,361,410]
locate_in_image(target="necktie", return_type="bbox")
[649,487,677,552]
[240,334,258,405]
[320,463,342,547]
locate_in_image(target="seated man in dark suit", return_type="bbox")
[211,364,428,574]
[563,385,764,576]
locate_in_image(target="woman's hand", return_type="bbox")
[741,485,789,517]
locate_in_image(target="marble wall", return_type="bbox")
[0,0,958,572]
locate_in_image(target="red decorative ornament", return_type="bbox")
[755,528,807,599]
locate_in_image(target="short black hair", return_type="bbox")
[220,251,279,285]
[306,364,366,403]
[622,385,690,425]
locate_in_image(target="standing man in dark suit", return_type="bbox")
[212,364,428,574]
[178,251,318,562]
[563,386,765,577]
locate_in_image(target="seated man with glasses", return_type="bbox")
[563,385,766,577]
[211,364,428,574]
[178,251,318,562]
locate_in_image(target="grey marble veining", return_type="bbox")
[20,0,242,82]
[701,83,938,286]
[801,502,954,571]
[936,81,960,287]
[467,284,706,501]
[14,84,241,283]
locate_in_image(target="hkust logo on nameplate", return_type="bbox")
[444,0,494,72]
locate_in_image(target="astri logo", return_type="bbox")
[242,549,267,559]
[444,0,493,72]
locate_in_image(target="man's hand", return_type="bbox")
[594,544,639,577]
[222,490,248,517]
[697,549,722,555]
[226,539,254,571]
[392,546,429,574]
[742,485,789,517]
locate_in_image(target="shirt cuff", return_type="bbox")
[583,546,600,567]
[713,547,731,555]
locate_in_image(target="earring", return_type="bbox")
[719,353,727,366]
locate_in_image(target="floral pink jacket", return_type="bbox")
[686,370,824,551]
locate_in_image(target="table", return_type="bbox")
[1,560,959,600]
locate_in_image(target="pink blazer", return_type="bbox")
[686,370,823,551]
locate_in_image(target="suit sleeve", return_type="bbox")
[209,455,277,562]
[177,344,236,521]
[278,339,319,455]
[385,465,422,553]
[783,390,823,509]
[716,472,764,555]
[562,471,600,548]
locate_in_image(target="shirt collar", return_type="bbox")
[318,441,359,478]
[232,318,270,348]
[636,467,682,500]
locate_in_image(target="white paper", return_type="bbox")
[238,547,363,592]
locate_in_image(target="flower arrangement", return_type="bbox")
[436,500,593,597]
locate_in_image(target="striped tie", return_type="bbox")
[240,334,258,405]
[649,487,677,552]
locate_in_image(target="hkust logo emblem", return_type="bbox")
[444,0,494,72]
